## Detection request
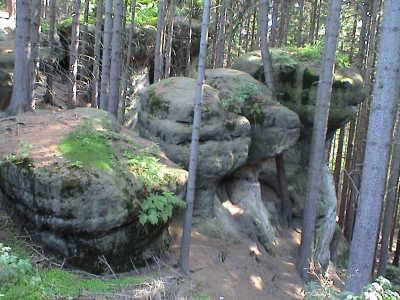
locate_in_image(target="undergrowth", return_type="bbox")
[0,243,145,300]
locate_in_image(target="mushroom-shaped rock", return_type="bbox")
[137,77,251,215]
[204,68,301,162]
[233,50,365,132]
[0,109,187,272]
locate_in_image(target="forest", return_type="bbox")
[0,0,399,299]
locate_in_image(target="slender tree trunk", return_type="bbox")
[297,0,342,280]
[179,0,211,275]
[29,0,41,109]
[119,0,136,123]
[99,0,113,110]
[338,121,356,229]
[334,127,345,197]
[7,0,31,115]
[390,187,400,250]
[357,1,369,67]
[164,0,175,78]
[108,0,123,117]
[215,0,228,68]
[185,0,193,74]
[378,109,400,276]
[276,154,292,225]
[270,0,279,47]
[91,0,103,108]
[44,0,56,105]
[154,0,165,82]
[259,0,274,92]
[345,0,400,293]
[296,0,305,46]
[348,1,358,64]
[250,8,257,50]
[308,0,318,44]
[68,0,81,107]
[393,226,400,267]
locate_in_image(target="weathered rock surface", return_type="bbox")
[233,50,365,131]
[0,109,187,272]
[234,49,365,267]
[137,77,252,215]
[137,73,301,252]
[204,69,301,162]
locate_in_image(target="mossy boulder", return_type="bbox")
[138,77,252,215]
[0,108,187,272]
[204,68,301,162]
[233,49,365,132]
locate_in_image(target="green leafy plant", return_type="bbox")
[2,142,34,169]
[139,191,185,226]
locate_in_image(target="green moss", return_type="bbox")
[58,121,114,172]
[148,89,170,117]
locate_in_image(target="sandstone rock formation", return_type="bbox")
[233,49,365,267]
[0,108,187,272]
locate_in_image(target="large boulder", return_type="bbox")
[0,109,187,272]
[204,68,301,162]
[137,77,252,215]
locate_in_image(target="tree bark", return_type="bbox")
[269,0,279,47]
[259,0,274,93]
[378,108,400,276]
[67,0,81,107]
[215,0,228,68]
[185,0,193,74]
[99,0,113,110]
[29,0,41,109]
[154,0,165,82]
[297,0,342,280]
[164,0,176,78]
[44,0,56,105]
[7,0,31,115]
[119,0,136,123]
[91,0,103,108]
[308,0,318,44]
[345,0,400,293]
[393,225,400,267]
[296,0,305,46]
[108,0,123,117]
[333,127,345,198]
[179,0,211,275]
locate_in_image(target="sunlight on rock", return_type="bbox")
[222,201,244,216]
[250,275,264,290]
[249,244,262,257]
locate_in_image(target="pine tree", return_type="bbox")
[297,0,342,280]
[345,0,400,293]
[179,0,211,275]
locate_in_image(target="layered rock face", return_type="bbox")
[0,109,187,272]
[137,72,301,251]
[233,50,365,267]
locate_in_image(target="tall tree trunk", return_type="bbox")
[44,0,56,105]
[357,1,370,67]
[259,0,274,92]
[278,0,289,46]
[29,0,41,109]
[119,0,136,123]
[308,0,318,44]
[178,0,211,275]
[108,0,123,117]
[68,0,81,107]
[164,0,175,78]
[99,0,113,110]
[393,225,400,267]
[338,121,356,229]
[154,0,165,82]
[378,109,400,276]
[333,127,345,197]
[269,0,279,47]
[91,0,103,108]
[7,0,31,115]
[345,0,400,293]
[297,0,342,280]
[185,0,193,74]
[215,0,228,68]
[390,187,400,250]
[348,0,358,64]
[296,0,305,46]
